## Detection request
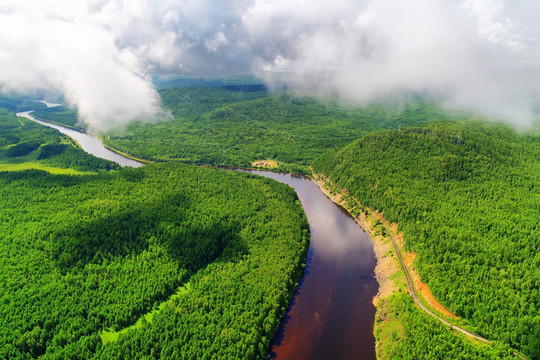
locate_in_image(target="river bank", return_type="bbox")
[239,170,378,360]
[311,174,400,304]
[310,172,508,358]
[99,139,152,165]
[20,110,381,358]
[16,111,145,168]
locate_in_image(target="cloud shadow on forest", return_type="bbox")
[50,192,248,274]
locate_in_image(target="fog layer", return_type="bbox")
[1,0,539,129]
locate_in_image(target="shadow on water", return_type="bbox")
[269,288,301,352]
[269,245,314,352]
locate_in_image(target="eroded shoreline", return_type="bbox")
[310,172,502,358]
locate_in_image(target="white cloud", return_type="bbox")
[462,0,524,51]
[245,0,540,126]
[205,32,230,53]
[0,0,163,131]
[1,0,539,129]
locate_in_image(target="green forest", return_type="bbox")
[103,87,459,173]
[312,121,540,359]
[31,106,84,131]
[0,163,309,359]
[2,87,539,359]
[0,95,310,359]
[0,95,48,113]
[0,109,118,173]
[376,291,522,360]
[101,87,539,358]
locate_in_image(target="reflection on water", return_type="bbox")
[19,110,378,358]
[241,170,378,360]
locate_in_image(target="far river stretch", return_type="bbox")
[16,110,144,168]
[20,111,379,359]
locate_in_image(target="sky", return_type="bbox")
[1,0,539,130]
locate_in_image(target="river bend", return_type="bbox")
[20,111,379,359]
[239,170,378,360]
[16,111,144,168]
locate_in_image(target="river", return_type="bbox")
[241,170,378,360]
[16,111,144,168]
[20,111,379,359]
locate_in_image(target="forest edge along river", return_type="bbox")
[17,109,379,359]
[16,110,145,168]
[239,170,378,360]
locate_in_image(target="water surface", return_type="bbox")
[16,111,144,168]
[241,170,378,360]
[21,110,379,358]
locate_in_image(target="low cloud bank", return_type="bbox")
[1,0,539,130]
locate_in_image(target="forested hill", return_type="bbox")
[312,121,540,359]
[0,163,309,359]
[104,87,460,173]
[0,94,48,113]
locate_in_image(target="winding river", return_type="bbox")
[19,111,379,359]
[16,110,144,168]
[243,171,378,360]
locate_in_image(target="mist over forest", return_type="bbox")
[1,0,540,130]
[0,1,539,360]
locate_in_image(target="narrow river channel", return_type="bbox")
[19,111,379,359]
[16,111,144,168]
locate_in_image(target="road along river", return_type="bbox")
[20,112,379,359]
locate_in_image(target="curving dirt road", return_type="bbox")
[312,173,528,358]
[381,222,491,343]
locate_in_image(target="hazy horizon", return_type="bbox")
[1,0,540,130]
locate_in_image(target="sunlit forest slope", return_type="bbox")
[104,87,460,173]
[312,121,540,359]
[0,162,309,359]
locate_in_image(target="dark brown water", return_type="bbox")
[242,170,378,360]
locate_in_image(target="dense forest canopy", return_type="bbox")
[312,121,540,359]
[152,75,266,90]
[2,88,539,359]
[31,106,84,131]
[103,87,462,173]
[0,96,309,359]
[376,290,522,359]
[0,163,309,359]
[0,94,48,113]
[0,108,118,173]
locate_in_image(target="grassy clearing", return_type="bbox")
[0,146,91,175]
[0,162,91,175]
[100,283,191,344]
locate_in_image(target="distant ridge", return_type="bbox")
[222,84,268,92]
[222,82,289,92]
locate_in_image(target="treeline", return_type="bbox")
[312,121,540,359]
[31,106,85,131]
[104,87,461,172]
[377,293,521,359]
[0,94,47,113]
[153,74,264,90]
[0,111,118,172]
[0,163,309,359]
